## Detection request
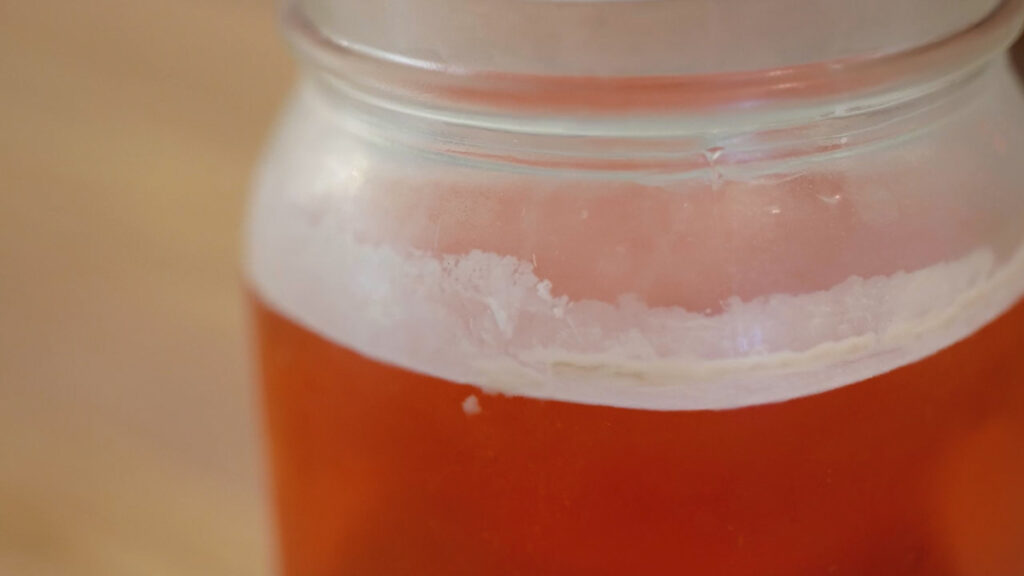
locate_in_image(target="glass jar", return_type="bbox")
[247,1,1024,574]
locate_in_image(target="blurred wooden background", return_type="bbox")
[0,1,291,574]
[2,1,1024,575]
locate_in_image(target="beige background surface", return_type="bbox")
[0,1,291,574]
[3,2,1024,575]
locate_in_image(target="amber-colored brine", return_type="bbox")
[256,296,1024,576]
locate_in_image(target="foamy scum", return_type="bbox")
[248,190,1024,411]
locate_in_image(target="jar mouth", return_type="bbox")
[284,0,1024,117]
[291,0,1010,76]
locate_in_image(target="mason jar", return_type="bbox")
[247,1,1024,574]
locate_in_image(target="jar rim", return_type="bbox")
[284,0,1024,117]
[291,0,1007,76]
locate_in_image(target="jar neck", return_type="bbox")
[285,0,1024,175]
[302,58,1007,180]
[285,0,1023,122]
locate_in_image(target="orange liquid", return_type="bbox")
[255,297,1024,576]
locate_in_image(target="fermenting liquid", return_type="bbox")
[255,294,1024,576]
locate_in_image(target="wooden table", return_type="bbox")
[0,1,291,573]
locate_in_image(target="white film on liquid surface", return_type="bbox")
[247,179,1024,411]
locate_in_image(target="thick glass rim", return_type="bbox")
[283,0,1024,117]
